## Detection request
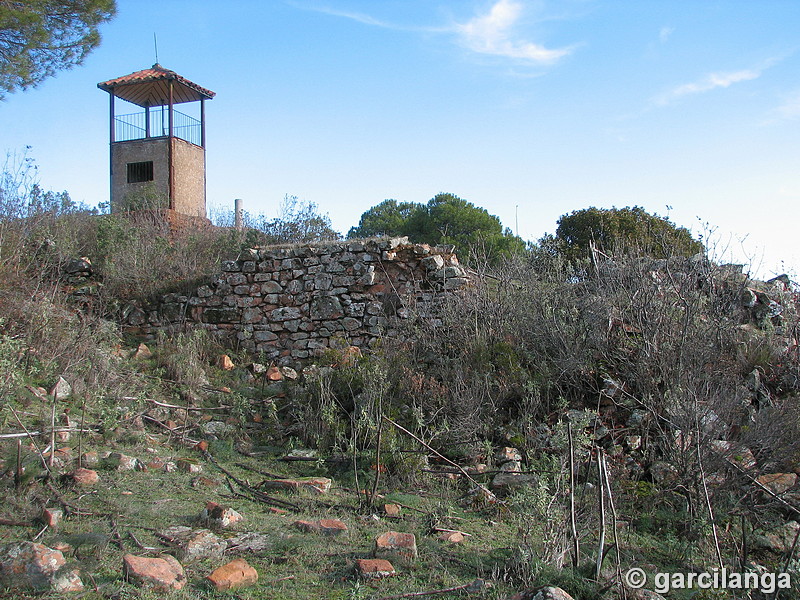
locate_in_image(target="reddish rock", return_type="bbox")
[132,343,153,359]
[41,508,63,529]
[0,541,83,592]
[383,503,401,517]
[260,476,332,494]
[354,558,396,579]
[757,473,797,495]
[106,452,138,471]
[292,519,319,533]
[438,531,465,544]
[318,518,348,536]
[218,354,235,371]
[374,531,418,563]
[64,467,99,486]
[267,366,283,381]
[292,518,348,536]
[191,476,221,489]
[200,502,243,527]
[123,554,186,591]
[177,458,203,473]
[79,451,99,468]
[206,558,258,591]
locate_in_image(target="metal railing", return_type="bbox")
[114,108,202,146]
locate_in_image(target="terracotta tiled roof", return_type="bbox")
[97,64,215,107]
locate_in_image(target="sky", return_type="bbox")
[3,0,800,279]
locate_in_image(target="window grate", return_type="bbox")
[127,161,154,183]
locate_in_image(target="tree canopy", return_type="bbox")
[551,206,704,262]
[0,0,116,99]
[348,193,526,264]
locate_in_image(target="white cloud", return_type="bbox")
[774,91,800,121]
[455,0,572,64]
[659,26,674,43]
[653,69,761,106]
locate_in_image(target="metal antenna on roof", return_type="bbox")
[153,33,159,65]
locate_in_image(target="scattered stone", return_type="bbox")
[191,476,221,489]
[267,366,283,381]
[507,586,575,600]
[79,451,99,468]
[649,461,679,485]
[177,458,203,473]
[752,521,800,553]
[206,558,258,591]
[286,448,317,460]
[438,531,465,544]
[105,452,138,471]
[625,436,642,451]
[259,476,331,494]
[0,541,83,593]
[202,420,236,437]
[218,354,235,370]
[626,409,648,429]
[200,502,243,528]
[383,503,401,517]
[710,440,757,470]
[374,531,418,563]
[132,343,153,359]
[280,366,299,380]
[49,377,71,401]
[158,526,226,562]
[757,473,797,495]
[227,532,273,554]
[41,508,63,529]
[292,518,348,536]
[64,467,99,486]
[491,471,538,492]
[355,558,396,579]
[496,447,522,464]
[123,553,186,591]
[47,447,72,469]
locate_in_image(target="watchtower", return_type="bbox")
[98,64,215,218]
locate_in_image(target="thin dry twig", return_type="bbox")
[382,416,497,502]
[201,450,300,511]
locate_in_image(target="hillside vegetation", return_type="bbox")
[0,172,799,599]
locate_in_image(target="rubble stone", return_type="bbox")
[0,542,83,592]
[123,554,186,591]
[355,558,396,579]
[206,558,258,591]
[374,531,418,563]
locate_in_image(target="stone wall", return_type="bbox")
[123,237,469,364]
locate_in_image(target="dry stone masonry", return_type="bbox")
[124,237,469,364]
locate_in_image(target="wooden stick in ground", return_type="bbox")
[48,393,56,469]
[595,450,606,581]
[381,416,496,501]
[9,405,52,478]
[601,452,624,596]
[568,420,579,570]
[15,439,22,488]
[78,397,86,466]
[369,400,384,508]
